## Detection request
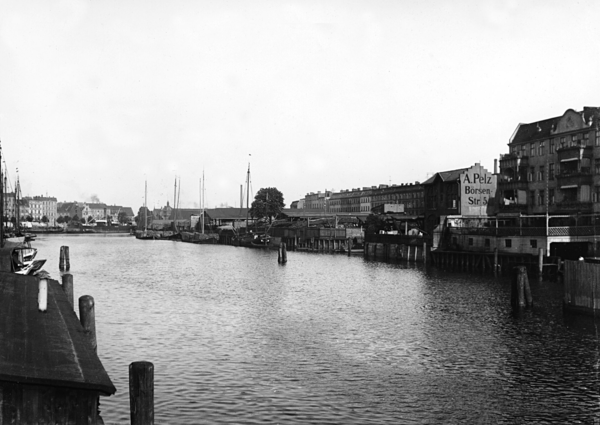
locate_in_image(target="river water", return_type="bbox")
[32,234,600,424]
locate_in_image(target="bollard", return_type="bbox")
[494,248,499,276]
[61,273,74,309]
[278,245,282,263]
[79,295,97,352]
[423,242,427,265]
[59,246,65,271]
[538,248,544,279]
[130,361,154,425]
[64,246,70,271]
[281,242,287,263]
[38,279,47,312]
[512,266,533,309]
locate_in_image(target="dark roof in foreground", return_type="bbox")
[0,273,116,395]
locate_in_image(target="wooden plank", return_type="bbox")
[0,272,115,395]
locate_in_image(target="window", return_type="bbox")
[468,238,473,246]
[594,187,600,203]
[530,190,536,205]
[505,239,512,248]
[550,139,556,153]
[529,167,535,181]
[596,158,600,175]
[530,240,538,249]
[485,239,490,247]
[538,166,545,182]
[596,131,600,147]
[539,141,545,156]
[549,189,555,205]
[560,137,566,148]
[538,190,545,206]
[549,163,555,180]
[530,143,535,156]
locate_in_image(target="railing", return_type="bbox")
[365,233,431,245]
[449,225,599,237]
[555,201,593,210]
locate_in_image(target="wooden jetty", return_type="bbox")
[0,272,116,424]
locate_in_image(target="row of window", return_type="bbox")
[512,131,600,157]
[460,237,539,249]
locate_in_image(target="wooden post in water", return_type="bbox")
[61,273,74,309]
[538,248,544,279]
[130,361,154,425]
[423,242,427,265]
[281,242,287,263]
[512,266,533,309]
[79,295,97,352]
[494,248,499,276]
[64,246,70,271]
[59,246,65,271]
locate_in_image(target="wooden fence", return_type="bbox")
[563,260,600,314]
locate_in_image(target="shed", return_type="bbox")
[0,272,116,424]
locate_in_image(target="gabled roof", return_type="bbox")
[422,168,468,185]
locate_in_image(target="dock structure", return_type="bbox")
[563,260,600,315]
[0,272,115,424]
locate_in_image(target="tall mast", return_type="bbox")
[201,170,205,234]
[173,177,177,221]
[245,163,250,229]
[15,170,20,231]
[0,142,4,248]
[144,180,147,232]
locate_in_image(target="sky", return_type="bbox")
[1,0,600,213]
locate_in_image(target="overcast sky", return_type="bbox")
[1,0,599,212]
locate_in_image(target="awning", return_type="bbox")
[560,185,578,189]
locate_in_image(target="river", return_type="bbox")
[32,234,600,424]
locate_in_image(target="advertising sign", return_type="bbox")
[459,163,497,216]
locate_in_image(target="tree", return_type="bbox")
[26,215,33,222]
[118,211,128,224]
[249,187,285,224]
[41,215,49,223]
[71,214,79,223]
[87,215,94,224]
[57,216,64,224]
[80,217,86,224]
[364,214,388,235]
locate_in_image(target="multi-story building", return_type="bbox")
[370,183,424,216]
[422,163,497,235]
[328,188,371,213]
[23,196,58,223]
[303,191,332,210]
[498,107,600,215]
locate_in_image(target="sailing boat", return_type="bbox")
[136,181,154,240]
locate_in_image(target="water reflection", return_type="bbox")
[31,235,600,424]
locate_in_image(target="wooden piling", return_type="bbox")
[59,246,65,271]
[538,248,544,278]
[61,273,74,309]
[512,266,532,309]
[281,242,287,263]
[79,295,97,352]
[422,242,427,265]
[64,246,70,271]
[130,361,154,425]
[494,248,498,276]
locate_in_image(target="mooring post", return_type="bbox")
[64,246,70,271]
[61,273,74,309]
[494,248,499,276]
[423,242,427,265]
[512,266,533,309]
[38,278,47,312]
[79,295,97,352]
[59,246,65,271]
[538,248,544,279]
[278,245,282,263]
[281,242,287,263]
[130,361,154,425]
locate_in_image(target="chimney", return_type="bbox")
[494,159,498,174]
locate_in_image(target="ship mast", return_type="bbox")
[245,162,250,230]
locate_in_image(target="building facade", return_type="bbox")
[23,196,58,223]
[498,107,600,215]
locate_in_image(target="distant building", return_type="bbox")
[22,196,58,223]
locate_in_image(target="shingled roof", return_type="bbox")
[422,168,469,185]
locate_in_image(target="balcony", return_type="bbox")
[556,167,593,187]
[498,203,528,213]
[557,144,592,162]
[499,153,528,171]
[554,200,593,212]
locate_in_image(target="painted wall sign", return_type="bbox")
[459,163,497,216]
